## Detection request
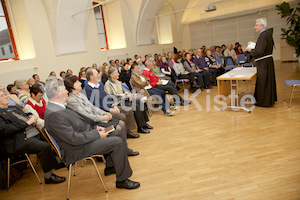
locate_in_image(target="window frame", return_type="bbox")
[93,3,109,50]
[0,0,19,61]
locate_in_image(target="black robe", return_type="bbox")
[250,28,277,107]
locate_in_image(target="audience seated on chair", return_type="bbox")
[33,74,46,87]
[0,89,66,185]
[235,45,245,55]
[137,58,146,74]
[119,62,132,91]
[24,84,47,128]
[224,44,237,64]
[192,49,211,89]
[205,49,224,81]
[44,80,140,190]
[213,46,224,60]
[85,69,141,134]
[104,67,153,134]
[1,85,24,109]
[183,52,204,88]
[64,76,139,153]
[16,80,30,104]
[142,59,191,106]
[101,64,109,85]
[130,63,175,116]
[173,54,201,90]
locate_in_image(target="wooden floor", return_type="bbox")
[1,61,300,200]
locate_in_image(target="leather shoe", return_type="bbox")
[104,167,116,176]
[143,123,153,129]
[127,131,140,139]
[116,179,140,189]
[137,127,150,134]
[45,173,66,184]
[128,151,139,156]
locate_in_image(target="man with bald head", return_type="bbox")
[224,44,237,63]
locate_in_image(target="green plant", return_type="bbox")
[276,2,300,56]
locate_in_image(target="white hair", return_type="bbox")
[15,79,26,89]
[45,78,64,100]
[256,18,267,28]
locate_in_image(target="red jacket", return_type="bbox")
[142,68,159,87]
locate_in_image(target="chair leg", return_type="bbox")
[25,154,42,184]
[289,85,295,108]
[74,162,77,176]
[7,158,10,189]
[87,157,108,192]
[284,86,288,102]
[67,164,72,200]
[101,155,106,164]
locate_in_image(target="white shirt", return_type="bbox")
[49,101,66,109]
[88,81,100,89]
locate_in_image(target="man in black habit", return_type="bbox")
[246,18,277,107]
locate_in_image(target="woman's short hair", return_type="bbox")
[108,67,117,78]
[173,54,182,62]
[30,84,44,96]
[64,75,79,93]
[15,79,26,89]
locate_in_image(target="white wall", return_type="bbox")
[0,0,177,87]
[188,7,289,60]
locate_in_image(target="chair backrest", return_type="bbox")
[237,54,246,64]
[43,129,62,159]
[216,58,223,67]
[226,57,234,66]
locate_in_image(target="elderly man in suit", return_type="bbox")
[0,89,66,184]
[44,80,140,189]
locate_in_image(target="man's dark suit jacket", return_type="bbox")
[44,102,100,165]
[0,107,30,156]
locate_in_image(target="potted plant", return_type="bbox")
[276,2,300,61]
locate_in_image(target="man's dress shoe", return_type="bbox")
[128,151,139,156]
[137,127,150,133]
[127,131,140,138]
[45,173,66,184]
[143,124,153,129]
[116,179,140,189]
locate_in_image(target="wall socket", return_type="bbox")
[294,54,297,58]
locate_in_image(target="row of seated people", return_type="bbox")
[0,78,142,189]
[105,49,225,93]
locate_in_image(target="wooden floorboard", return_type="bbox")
[1,61,300,200]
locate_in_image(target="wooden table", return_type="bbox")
[217,67,257,112]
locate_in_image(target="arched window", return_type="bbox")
[93,4,108,50]
[0,0,18,61]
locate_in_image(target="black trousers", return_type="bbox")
[178,72,196,86]
[207,68,218,83]
[124,100,149,128]
[155,81,183,102]
[200,70,210,87]
[15,134,59,173]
